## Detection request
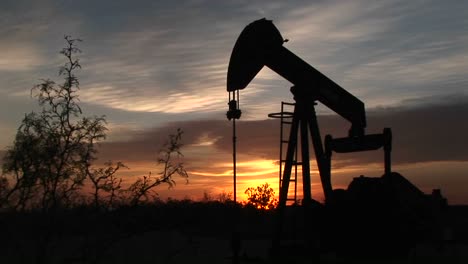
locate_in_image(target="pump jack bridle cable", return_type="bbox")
[232,117,237,203]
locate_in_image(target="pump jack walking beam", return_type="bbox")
[227,18,366,137]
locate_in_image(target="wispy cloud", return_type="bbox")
[280,1,399,43]
[98,94,468,169]
[0,44,45,71]
[4,0,467,118]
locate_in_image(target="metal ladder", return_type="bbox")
[269,102,298,205]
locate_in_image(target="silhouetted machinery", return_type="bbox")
[226,19,450,259]
[226,18,392,207]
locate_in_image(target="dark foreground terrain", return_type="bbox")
[1,201,468,264]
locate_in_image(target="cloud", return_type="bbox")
[0,44,45,71]
[97,94,468,168]
[4,0,467,120]
[80,84,230,114]
[273,1,468,108]
[97,119,230,163]
[279,1,399,44]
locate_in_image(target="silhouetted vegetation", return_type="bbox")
[126,128,188,206]
[0,36,188,212]
[202,189,233,203]
[244,182,277,210]
[0,197,279,264]
[1,36,107,211]
[1,195,467,264]
[88,161,126,209]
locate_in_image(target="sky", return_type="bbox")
[1,0,467,204]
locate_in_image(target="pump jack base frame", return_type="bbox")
[272,91,392,253]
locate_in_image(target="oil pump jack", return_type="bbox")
[226,18,392,208]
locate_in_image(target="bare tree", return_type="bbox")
[89,161,126,209]
[127,128,188,206]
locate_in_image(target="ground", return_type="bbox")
[1,202,468,263]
